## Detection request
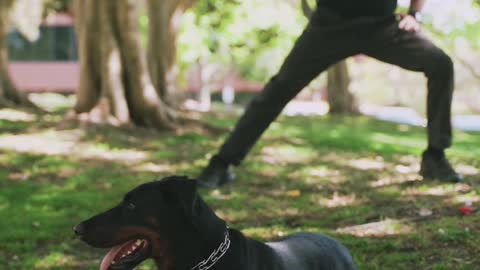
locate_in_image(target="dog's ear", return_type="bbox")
[159,176,198,217]
[160,176,226,243]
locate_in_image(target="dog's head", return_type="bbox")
[74,176,226,270]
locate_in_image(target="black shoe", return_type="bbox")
[420,151,463,183]
[197,156,235,189]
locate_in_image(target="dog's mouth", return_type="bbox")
[99,239,150,270]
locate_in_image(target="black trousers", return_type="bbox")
[217,8,454,166]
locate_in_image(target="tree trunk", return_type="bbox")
[0,0,36,108]
[327,61,358,114]
[73,0,175,129]
[146,0,196,100]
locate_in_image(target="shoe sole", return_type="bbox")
[420,171,462,183]
[197,173,236,189]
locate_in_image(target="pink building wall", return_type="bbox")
[8,13,78,92]
[8,62,79,92]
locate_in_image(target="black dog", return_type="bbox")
[74,176,356,270]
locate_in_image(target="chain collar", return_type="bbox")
[191,229,231,270]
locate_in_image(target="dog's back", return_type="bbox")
[267,232,356,270]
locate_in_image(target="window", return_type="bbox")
[8,26,78,62]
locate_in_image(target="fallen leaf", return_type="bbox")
[285,190,301,198]
[418,208,433,217]
[8,172,28,181]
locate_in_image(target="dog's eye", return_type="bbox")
[126,202,136,210]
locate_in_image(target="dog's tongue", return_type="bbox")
[99,241,132,270]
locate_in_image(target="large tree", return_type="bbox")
[0,0,37,108]
[72,0,193,129]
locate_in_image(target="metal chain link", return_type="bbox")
[191,230,231,270]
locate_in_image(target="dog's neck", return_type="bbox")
[157,226,231,270]
[184,193,231,269]
[156,190,235,270]
[161,190,236,270]
[190,227,231,270]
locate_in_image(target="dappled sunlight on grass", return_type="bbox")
[34,252,76,269]
[317,151,379,165]
[370,133,425,149]
[0,129,83,155]
[0,108,37,122]
[0,129,148,164]
[336,219,414,237]
[456,164,479,176]
[393,163,419,174]
[268,122,305,139]
[242,226,292,240]
[369,176,420,188]
[208,189,236,201]
[368,160,421,188]
[289,166,346,185]
[29,93,76,112]
[130,162,174,173]
[312,192,365,208]
[402,183,473,197]
[271,207,302,217]
[449,193,480,204]
[204,190,255,223]
[260,145,316,165]
[352,155,422,187]
[75,145,147,163]
[346,157,386,171]
[216,208,250,223]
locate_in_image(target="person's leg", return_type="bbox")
[198,8,363,188]
[363,18,461,182]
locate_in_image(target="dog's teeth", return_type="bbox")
[136,240,142,245]
[111,260,116,264]
[127,251,132,255]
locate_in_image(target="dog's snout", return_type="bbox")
[73,223,85,236]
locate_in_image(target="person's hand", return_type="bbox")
[398,14,420,32]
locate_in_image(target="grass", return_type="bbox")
[0,99,479,270]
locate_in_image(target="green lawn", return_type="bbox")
[0,102,479,270]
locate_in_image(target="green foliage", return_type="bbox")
[178,0,307,81]
[174,0,480,85]
[404,0,480,48]
[43,0,71,15]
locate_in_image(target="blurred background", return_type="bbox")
[2,0,479,129]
